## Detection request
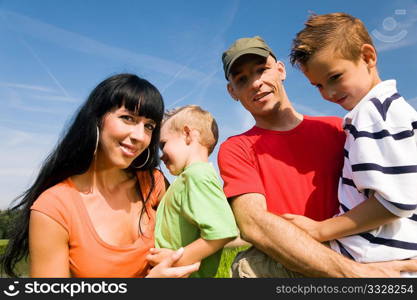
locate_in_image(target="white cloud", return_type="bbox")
[0,127,56,209]
[0,9,210,83]
[0,82,56,92]
[293,101,329,116]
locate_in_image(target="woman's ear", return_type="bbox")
[361,44,377,68]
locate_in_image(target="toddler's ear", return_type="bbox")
[361,44,377,68]
[182,125,192,145]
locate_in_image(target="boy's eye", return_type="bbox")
[329,74,341,81]
[159,141,166,150]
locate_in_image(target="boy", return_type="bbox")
[147,105,238,278]
[286,13,417,274]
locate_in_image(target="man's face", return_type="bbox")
[227,55,286,119]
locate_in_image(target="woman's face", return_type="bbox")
[97,105,157,169]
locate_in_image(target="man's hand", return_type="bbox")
[362,259,417,277]
[146,248,175,266]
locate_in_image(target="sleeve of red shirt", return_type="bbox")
[218,137,265,200]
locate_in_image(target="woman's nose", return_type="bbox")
[130,123,147,142]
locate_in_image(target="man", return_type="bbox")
[218,36,417,277]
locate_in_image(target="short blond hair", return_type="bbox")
[163,105,219,155]
[290,12,375,68]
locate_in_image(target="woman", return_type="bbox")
[1,73,198,277]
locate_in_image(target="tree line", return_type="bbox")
[0,209,20,239]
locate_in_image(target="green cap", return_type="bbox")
[222,36,276,80]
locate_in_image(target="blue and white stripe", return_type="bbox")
[330,80,417,268]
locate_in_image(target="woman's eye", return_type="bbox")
[121,115,134,122]
[145,123,155,131]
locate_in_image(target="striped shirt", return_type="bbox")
[329,80,417,271]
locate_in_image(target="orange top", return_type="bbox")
[31,169,164,278]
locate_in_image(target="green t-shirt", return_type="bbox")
[155,162,238,278]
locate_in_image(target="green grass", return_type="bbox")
[215,246,249,278]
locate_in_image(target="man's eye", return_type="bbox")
[237,76,247,85]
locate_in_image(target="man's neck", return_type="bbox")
[254,103,304,131]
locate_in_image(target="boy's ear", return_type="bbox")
[361,44,377,68]
[227,83,239,101]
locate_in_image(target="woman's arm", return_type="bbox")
[29,210,70,277]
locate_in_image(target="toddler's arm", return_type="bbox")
[282,193,399,242]
[147,237,233,267]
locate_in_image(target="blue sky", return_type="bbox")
[1,0,416,209]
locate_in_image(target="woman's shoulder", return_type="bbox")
[32,179,76,210]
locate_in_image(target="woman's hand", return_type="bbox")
[146,248,200,278]
[146,247,176,266]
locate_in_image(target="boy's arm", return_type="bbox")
[232,192,417,277]
[174,237,234,266]
[283,193,399,242]
[318,193,399,241]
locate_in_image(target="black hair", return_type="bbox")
[1,73,164,277]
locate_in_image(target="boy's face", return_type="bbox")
[301,47,377,111]
[160,121,189,176]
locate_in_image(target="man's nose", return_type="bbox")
[251,75,262,90]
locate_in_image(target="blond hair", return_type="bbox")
[163,105,219,154]
[290,12,375,68]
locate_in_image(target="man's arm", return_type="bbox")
[231,193,417,277]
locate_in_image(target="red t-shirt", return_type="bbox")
[218,116,345,221]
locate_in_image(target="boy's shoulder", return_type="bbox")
[347,80,416,128]
[180,162,219,183]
